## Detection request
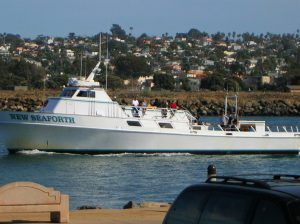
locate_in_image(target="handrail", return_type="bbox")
[121,105,191,121]
[266,125,300,133]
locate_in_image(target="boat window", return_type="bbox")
[77,90,95,98]
[127,121,142,127]
[159,122,173,129]
[60,89,77,97]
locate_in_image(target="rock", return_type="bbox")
[123,201,170,209]
[77,205,102,210]
[139,202,170,208]
[123,201,139,209]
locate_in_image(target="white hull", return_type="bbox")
[1,112,299,154]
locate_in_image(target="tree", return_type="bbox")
[180,78,191,91]
[200,74,224,91]
[212,32,225,42]
[181,57,190,72]
[230,62,245,75]
[0,59,13,89]
[153,74,175,90]
[34,35,47,45]
[98,74,124,89]
[187,28,208,39]
[46,73,68,89]
[109,39,128,56]
[2,33,24,48]
[136,33,150,47]
[224,78,245,91]
[114,55,151,79]
[110,24,126,39]
[0,59,46,89]
[129,27,134,38]
[9,60,46,88]
[232,32,236,39]
[68,32,76,40]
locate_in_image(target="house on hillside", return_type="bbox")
[243,75,272,90]
[186,69,206,79]
[0,45,10,57]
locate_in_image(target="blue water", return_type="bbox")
[0,117,299,210]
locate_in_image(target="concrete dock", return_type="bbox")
[0,206,169,224]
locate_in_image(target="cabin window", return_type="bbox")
[240,124,256,132]
[127,121,142,127]
[77,91,95,98]
[159,122,173,129]
[60,89,76,97]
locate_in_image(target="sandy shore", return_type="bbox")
[0,206,169,224]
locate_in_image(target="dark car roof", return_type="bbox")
[185,174,300,200]
[272,185,300,198]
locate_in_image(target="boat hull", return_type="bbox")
[0,112,299,154]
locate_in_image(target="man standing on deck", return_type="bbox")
[220,110,228,128]
[132,97,139,117]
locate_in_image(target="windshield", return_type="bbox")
[60,89,76,97]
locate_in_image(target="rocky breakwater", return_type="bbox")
[180,98,300,116]
[0,91,299,116]
[0,97,43,112]
[118,97,300,117]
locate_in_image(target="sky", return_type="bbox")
[0,0,300,39]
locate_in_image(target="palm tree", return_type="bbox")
[232,31,236,40]
[129,27,133,36]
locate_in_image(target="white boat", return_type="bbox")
[0,63,299,154]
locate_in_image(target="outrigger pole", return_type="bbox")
[224,94,238,117]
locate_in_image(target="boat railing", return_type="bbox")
[211,124,240,132]
[266,125,300,133]
[121,105,190,121]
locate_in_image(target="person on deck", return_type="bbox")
[131,97,139,117]
[169,100,177,117]
[141,99,148,116]
[220,110,228,128]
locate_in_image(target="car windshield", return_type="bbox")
[288,201,300,224]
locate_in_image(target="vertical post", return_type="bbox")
[235,95,238,116]
[225,96,228,116]
[106,33,109,90]
[105,63,108,90]
[99,33,102,62]
[80,51,83,78]
[207,164,217,181]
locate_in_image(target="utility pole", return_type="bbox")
[99,33,102,62]
[104,33,109,90]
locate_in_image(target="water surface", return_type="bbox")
[0,116,299,210]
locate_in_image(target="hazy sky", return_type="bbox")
[1,0,299,38]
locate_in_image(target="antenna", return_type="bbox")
[99,33,102,62]
[104,33,109,90]
[80,51,83,78]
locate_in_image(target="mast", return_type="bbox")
[80,51,83,78]
[104,33,109,90]
[99,33,102,62]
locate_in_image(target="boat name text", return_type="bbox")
[9,113,75,123]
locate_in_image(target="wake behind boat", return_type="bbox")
[0,63,299,154]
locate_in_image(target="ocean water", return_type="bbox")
[0,117,299,210]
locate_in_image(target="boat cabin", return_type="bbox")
[41,86,126,117]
